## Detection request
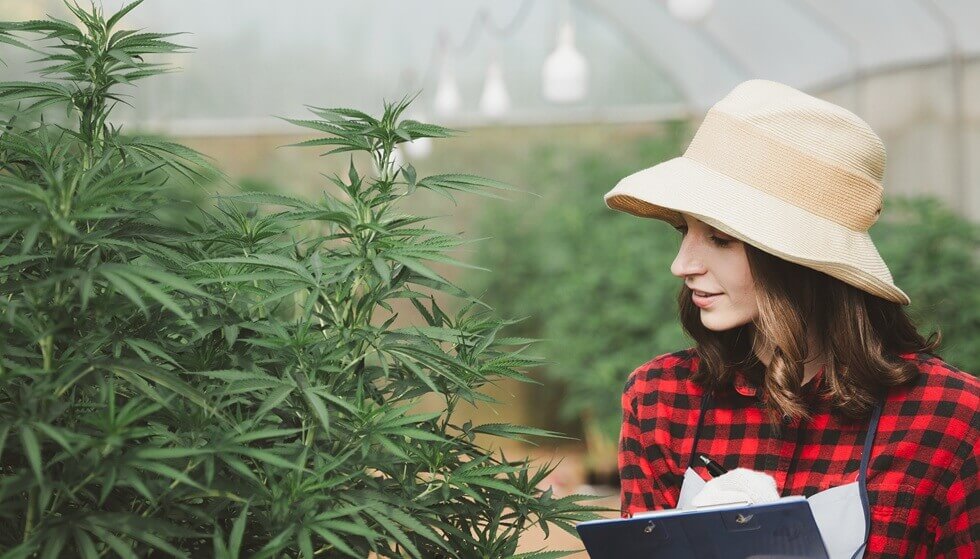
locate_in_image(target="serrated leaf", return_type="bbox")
[19,427,42,484]
[228,502,248,558]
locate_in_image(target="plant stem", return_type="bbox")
[23,487,35,542]
[39,335,52,372]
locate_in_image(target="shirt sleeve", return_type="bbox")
[618,366,681,517]
[932,431,979,557]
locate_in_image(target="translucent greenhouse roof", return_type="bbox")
[1,0,978,130]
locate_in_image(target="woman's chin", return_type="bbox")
[700,310,751,332]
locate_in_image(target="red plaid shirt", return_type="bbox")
[619,348,979,558]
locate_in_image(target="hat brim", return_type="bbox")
[604,156,910,305]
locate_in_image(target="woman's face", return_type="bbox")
[670,214,760,331]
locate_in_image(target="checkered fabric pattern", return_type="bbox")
[619,348,979,558]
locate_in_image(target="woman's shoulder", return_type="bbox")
[624,347,703,399]
[887,352,979,431]
[892,351,979,407]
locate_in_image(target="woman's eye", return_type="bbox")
[674,226,731,248]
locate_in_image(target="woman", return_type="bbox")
[605,80,978,558]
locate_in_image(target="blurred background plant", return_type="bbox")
[0,2,604,557]
[466,123,692,476]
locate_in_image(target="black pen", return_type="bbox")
[697,454,728,478]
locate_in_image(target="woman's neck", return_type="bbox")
[753,331,826,386]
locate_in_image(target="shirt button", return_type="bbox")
[782,414,792,425]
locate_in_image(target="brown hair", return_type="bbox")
[679,243,941,424]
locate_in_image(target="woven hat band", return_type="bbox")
[684,110,884,232]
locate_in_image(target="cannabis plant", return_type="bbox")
[0,2,605,557]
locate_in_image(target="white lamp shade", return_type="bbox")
[374,144,405,176]
[433,66,462,116]
[390,144,405,169]
[402,110,434,160]
[667,0,715,23]
[479,59,511,118]
[404,136,433,159]
[542,22,588,103]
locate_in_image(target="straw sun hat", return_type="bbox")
[604,79,910,305]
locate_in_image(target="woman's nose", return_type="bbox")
[670,238,706,278]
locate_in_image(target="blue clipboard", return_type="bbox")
[576,497,829,558]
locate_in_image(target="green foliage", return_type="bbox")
[0,2,606,557]
[472,123,980,461]
[471,133,693,460]
[871,196,980,368]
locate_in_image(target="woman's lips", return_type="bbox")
[692,292,722,308]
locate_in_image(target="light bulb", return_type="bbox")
[542,21,588,103]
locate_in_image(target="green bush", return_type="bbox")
[470,132,691,470]
[0,2,604,557]
[472,124,980,470]
[871,196,980,368]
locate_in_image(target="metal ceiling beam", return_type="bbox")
[576,0,699,114]
[918,0,967,215]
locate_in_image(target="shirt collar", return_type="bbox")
[733,370,759,397]
[732,363,827,398]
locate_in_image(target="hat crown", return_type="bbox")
[683,79,885,232]
[712,79,885,184]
